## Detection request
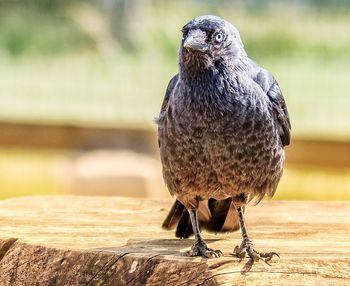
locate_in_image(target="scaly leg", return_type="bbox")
[187,210,223,258]
[233,206,279,264]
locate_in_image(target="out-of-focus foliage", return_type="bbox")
[0,0,350,60]
[0,1,89,57]
[1,0,350,60]
[0,0,349,137]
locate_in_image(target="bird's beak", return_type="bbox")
[183,30,208,52]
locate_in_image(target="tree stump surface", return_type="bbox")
[0,196,349,285]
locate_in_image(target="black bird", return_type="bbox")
[156,15,291,262]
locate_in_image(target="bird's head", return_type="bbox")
[179,15,245,74]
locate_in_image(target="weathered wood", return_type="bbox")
[0,196,349,285]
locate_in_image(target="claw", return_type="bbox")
[206,249,224,258]
[188,240,223,258]
[233,242,279,265]
[262,252,280,263]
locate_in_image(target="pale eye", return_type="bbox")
[215,32,224,43]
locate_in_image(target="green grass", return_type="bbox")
[0,55,349,138]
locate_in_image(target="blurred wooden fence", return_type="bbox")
[0,121,349,169]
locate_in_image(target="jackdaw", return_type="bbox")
[156,15,291,262]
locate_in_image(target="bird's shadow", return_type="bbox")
[238,258,255,275]
[91,238,216,257]
[91,238,257,274]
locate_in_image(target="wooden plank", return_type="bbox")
[0,196,349,285]
[0,121,349,168]
[285,138,350,169]
[0,121,157,154]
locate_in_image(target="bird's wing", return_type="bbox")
[160,74,179,114]
[156,74,179,150]
[252,67,291,146]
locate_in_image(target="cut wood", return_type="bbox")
[0,196,349,285]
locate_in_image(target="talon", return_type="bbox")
[204,248,223,258]
[271,252,280,259]
[233,241,279,264]
[188,241,223,258]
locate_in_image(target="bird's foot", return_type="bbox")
[188,239,223,258]
[233,240,279,265]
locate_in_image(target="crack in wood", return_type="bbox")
[84,253,110,286]
[13,252,47,269]
[125,254,162,285]
[177,269,211,286]
[98,252,132,285]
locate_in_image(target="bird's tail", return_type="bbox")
[162,198,240,238]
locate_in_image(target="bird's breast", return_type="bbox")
[159,78,283,199]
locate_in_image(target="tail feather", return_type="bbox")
[219,200,241,232]
[175,210,192,238]
[162,200,185,229]
[208,198,240,232]
[162,199,240,238]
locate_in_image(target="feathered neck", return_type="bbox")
[179,49,249,84]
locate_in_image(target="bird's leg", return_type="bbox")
[187,209,223,258]
[233,206,279,264]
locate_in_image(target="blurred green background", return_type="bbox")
[0,0,349,200]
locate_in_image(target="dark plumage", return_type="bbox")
[156,15,291,261]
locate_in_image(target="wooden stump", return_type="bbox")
[0,196,349,285]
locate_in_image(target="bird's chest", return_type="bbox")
[161,88,278,171]
[159,84,282,199]
[167,87,264,144]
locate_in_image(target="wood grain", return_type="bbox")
[0,196,349,285]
